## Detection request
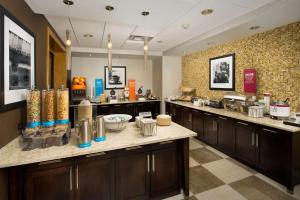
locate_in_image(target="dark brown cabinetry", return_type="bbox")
[217,116,233,155]
[75,152,115,200]
[183,107,193,129]
[97,105,110,115]
[192,110,203,139]
[233,121,257,166]
[203,112,217,146]
[135,102,159,119]
[173,105,184,126]
[110,104,135,122]
[24,159,73,200]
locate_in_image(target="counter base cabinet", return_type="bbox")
[9,139,188,200]
[165,102,300,192]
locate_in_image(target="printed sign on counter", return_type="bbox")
[244,69,256,94]
[95,79,103,97]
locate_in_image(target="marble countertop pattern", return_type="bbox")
[0,122,196,168]
[165,100,300,133]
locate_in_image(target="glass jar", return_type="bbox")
[41,88,55,127]
[26,88,41,128]
[56,85,69,125]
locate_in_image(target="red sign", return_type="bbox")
[244,69,256,94]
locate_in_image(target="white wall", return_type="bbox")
[152,57,162,98]
[162,56,182,113]
[71,57,153,96]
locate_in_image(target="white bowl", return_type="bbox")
[104,114,132,131]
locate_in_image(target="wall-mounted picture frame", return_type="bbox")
[0,6,36,112]
[209,53,235,91]
[104,66,126,90]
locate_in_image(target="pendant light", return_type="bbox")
[141,11,150,71]
[105,5,114,72]
[65,30,71,46]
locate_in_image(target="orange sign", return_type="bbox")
[128,79,136,101]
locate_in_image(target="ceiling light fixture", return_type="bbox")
[141,10,150,71]
[141,11,150,16]
[249,26,260,30]
[65,30,71,46]
[83,34,93,38]
[201,9,213,15]
[105,5,114,72]
[63,0,74,6]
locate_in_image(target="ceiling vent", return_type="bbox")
[127,35,153,43]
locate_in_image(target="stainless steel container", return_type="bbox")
[140,119,157,136]
[75,119,92,148]
[94,115,106,142]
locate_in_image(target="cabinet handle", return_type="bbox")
[256,134,259,147]
[152,154,155,173]
[147,154,150,173]
[69,166,73,191]
[160,140,174,145]
[251,133,255,146]
[237,121,249,126]
[204,113,211,116]
[86,152,106,158]
[114,105,121,107]
[38,159,62,165]
[193,110,199,113]
[76,165,79,190]
[126,146,142,151]
[262,128,277,134]
[218,116,227,120]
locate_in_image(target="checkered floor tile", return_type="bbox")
[163,137,300,200]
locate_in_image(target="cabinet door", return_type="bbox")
[258,127,290,185]
[165,102,171,115]
[192,110,203,139]
[24,159,73,200]
[116,148,150,200]
[97,105,110,115]
[135,102,159,119]
[75,153,115,200]
[234,121,256,166]
[150,146,180,198]
[111,104,135,121]
[183,107,192,129]
[203,113,217,146]
[173,105,183,125]
[217,116,233,154]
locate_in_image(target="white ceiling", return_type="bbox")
[25,0,300,55]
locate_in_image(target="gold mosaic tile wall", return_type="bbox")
[182,22,300,111]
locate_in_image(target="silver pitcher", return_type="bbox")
[94,115,106,142]
[75,119,92,148]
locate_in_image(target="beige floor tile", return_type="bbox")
[255,173,288,193]
[190,166,224,194]
[202,159,252,184]
[163,193,184,200]
[293,184,300,199]
[189,157,200,168]
[190,148,222,164]
[226,157,257,174]
[189,138,204,150]
[195,185,247,200]
[205,146,229,158]
[230,176,297,200]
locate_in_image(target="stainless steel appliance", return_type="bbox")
[94,115,106,142]
[75,119,92,148]
[208,100,224,108]
[223,92,254,113]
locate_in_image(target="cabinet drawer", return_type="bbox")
[151,140,177,150]
[117,145,151,156]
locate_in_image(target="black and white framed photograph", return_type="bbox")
[104,66,126,89]
[209,53,235,90]
[0,6,35,111]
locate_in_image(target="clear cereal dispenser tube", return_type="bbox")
[26,87,41,129]
[41,86,55,127]
[56,85,69,125]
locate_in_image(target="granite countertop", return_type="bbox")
[70,99,161,107]
[0,122,196,168]
[166,100,300,133]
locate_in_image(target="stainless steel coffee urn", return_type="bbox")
[94,115,106,142]
[75,119,92,148]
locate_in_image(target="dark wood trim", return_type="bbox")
[182,138,189,197]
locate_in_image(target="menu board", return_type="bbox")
[244,69,256,94]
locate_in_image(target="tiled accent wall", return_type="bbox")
[182,22,300,111]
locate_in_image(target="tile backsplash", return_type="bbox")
[182,22,300,111]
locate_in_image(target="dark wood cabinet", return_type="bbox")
[173,105,183,125]
[183,107,193,129]
[150,143,180,198]
[258,127,290,185]
[24,159,73,200]
[111,104,135,122]
[203,112,217,146]
[116,147,150,200]
[97,105,110,115]
[234,121,257,166]
[192,110,203,139]
[135,102,159,119]
[75,152,115,200]
[217,116,233,154]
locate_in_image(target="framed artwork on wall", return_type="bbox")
[0,6,36,112]
[209,53,235,91]
[104,66,126,89]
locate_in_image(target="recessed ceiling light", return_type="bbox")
[249,26,260,30]
[141,11,150,16]
[83,34,93,38]
[201,9,213,15]
[157,40,163,43]
[63,0,74,6]
[105,5,114,11]
[182,24,190,29]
